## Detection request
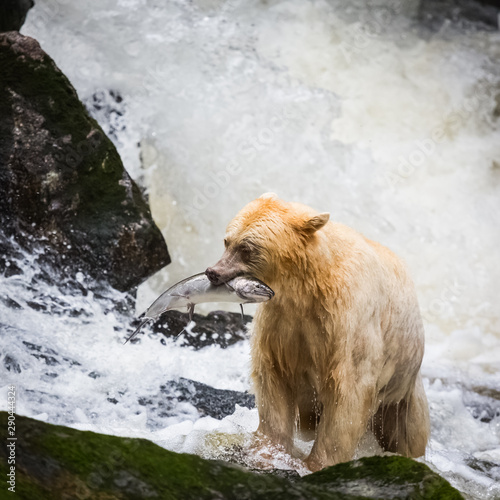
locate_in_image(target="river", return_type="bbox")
[1,0,499,498]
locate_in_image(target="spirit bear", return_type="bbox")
[206,194,430,471]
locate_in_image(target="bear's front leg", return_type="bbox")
[306,379,376,471]
[252,369,296,455]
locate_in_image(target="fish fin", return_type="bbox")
[188,303,195,323]
[124,318,151,344]
[174,325,188,340]
[172,305,195,342]
[240,304,244,322]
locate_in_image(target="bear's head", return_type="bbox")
[205,193,329,288]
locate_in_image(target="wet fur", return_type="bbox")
[213,195,430,470]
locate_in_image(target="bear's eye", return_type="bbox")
[239,242,253,262]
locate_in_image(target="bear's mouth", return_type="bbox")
[205,268,245,285]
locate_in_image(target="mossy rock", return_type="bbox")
[0,32,170,291]
[0,412,463,499]
[301,456,463,499]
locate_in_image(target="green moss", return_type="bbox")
[0,412,463,500]
[302,456,464,499]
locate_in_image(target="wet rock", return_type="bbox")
[136,377,255,428]
[463,387,500,423]
[163,377,255,420]
[23,388,66,414]
[0,0,33,32]
[417,0,500,31]
[466,457,500,480]
[22,340,81,367]
[145,310,251,349]
[254,468,301,481]
[3,354,21,373]
[0,296,22,309]
[0,32,170,292]
[0,411,465,499]
[112,470,158,498]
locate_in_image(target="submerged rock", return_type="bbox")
[0,412,464,499]
[463,386,500,423]
[0,32,170,292]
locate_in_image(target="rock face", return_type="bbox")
[138,377,256,427]
[0,32,170,291]
[0,0,33,32]
[0,412,464,499]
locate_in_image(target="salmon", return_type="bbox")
[125,273,274,343]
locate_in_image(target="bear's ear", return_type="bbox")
[259,192,278,200]
[301,212,330,234]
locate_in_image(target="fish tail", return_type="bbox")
[124,318,151,344]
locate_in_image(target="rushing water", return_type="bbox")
[1,0,499,497]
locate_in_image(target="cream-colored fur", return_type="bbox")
[208,194,430,471]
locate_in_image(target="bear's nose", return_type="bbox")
[205,267,221,285]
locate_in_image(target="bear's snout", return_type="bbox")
[207,247,248,284]
[205,267,222,285]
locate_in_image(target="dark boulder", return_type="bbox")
[0,32,170,291]
[0,0,33,32]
